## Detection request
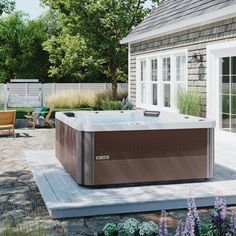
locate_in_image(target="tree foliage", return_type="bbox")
[0,12,49,82]
[43,33,105,82]
[41,0,159,98]
[0,0,15,15]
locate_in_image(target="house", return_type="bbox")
[121,0,236,136]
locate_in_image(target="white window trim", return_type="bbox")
[207,41,236,138]
[136,49,188,112]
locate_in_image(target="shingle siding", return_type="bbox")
[129,17,236,115]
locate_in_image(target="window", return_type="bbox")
[137,51,187,110]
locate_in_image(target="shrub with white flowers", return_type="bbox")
[117,218,140,235]
[138,221,159,236]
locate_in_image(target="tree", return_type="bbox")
[43,33,105,82]
[41,0,160,99]
[0,12,49,82]
[0,0,15,15]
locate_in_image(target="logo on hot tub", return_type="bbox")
[96,155,110,160]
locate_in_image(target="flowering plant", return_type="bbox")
[138,221,159,236]
[117,218,140,236]
[209,196,232,235]
[159,211,168,236]
[99,196,236,236]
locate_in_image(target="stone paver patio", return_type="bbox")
[0,123,235,235]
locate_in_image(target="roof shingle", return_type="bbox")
[121,0,236,43]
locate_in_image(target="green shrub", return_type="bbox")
[100,100,123,110]
[99,218,158,236]
[177,90,202,117]
[95,91,129,110]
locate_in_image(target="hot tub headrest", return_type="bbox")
[144,111,160,117]
[64,112,75,118]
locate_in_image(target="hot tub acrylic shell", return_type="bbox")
[55,111,215,186]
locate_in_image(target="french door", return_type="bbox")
[220,57,236,133]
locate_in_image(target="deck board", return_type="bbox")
[25,136,236,219]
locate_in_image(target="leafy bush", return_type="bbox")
[121,97,134,110]
[103,223,117,236]
[95,91,127,109]
[100,100,123,110]
[101,218,158,236]
[177,90,202,117]
[95,91,132,111]
[139,221,159,236]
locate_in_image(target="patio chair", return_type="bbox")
[25,107,54,129]
[0,110,16,137]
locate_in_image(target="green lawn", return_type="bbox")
[0,107,92,119]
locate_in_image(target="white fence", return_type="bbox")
[0,83,128,108]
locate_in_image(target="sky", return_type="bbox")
[15,0,47,19]
[14,0,152,19]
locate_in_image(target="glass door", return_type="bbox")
[220,57,236,133]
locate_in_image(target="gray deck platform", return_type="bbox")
[25,134,236,219]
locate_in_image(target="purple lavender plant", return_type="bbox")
[175,220,185,236]
[159,210,168,236]
[183,214,195,236]
[215,196,227,221]
[211,195,232,235]
[177,198,201,236]
[232,210,236,231]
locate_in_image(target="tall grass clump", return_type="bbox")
[46,90,96,109]
[177,90,202,117]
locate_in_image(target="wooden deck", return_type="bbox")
[25,134,236,219]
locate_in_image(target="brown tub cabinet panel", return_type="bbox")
[93,129,208,186]
[56,120,83,183]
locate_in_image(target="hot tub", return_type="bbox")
[55,110,215,186]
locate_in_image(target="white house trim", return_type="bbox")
[207,40,236,137]
[121,5,236,44]
[128,43,131,100]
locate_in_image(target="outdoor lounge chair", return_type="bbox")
[25,107,54,129]
[0,110,16,137]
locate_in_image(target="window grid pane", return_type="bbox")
[176,55,186,81]
[164,84,171,107]
[141,60,146,81]
[152,83,158,105]
[141,83,146,104]
[162,58,171,81]
[151,59,158,81]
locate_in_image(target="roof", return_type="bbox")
[121,0,236,44]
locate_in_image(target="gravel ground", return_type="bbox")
[0,121,234,235]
